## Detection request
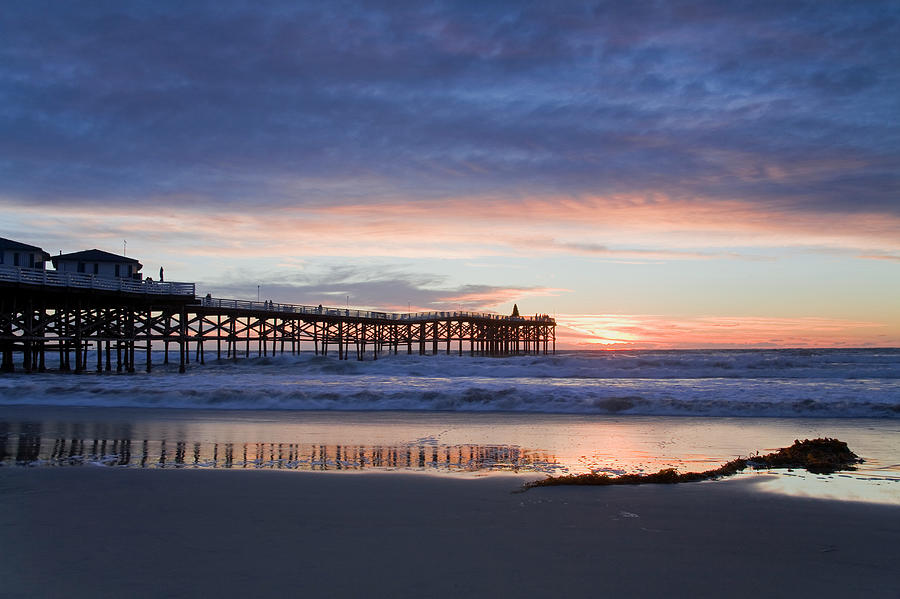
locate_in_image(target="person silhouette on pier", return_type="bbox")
[159,266,164,282]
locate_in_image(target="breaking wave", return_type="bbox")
[0,349,897,418]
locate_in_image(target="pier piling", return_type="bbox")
[1,265,555,374]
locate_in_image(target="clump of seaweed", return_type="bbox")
[523,438,862,490]
[744,437,862,474]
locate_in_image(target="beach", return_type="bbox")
[1,467,898,598]
[3,405,899,501]
[2,349,898,597]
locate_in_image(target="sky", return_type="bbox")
[1,1,898,348]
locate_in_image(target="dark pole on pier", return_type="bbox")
[23,297,33,373]
[179,308,186,373]
[146,308,153,373]
[217,313,222,360]
[74,300,82,373]
[38,300,47,372]
[128,309,135,373]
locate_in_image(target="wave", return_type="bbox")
[1,361,898,418]
[212,348,900,380]
[14,348,900,380]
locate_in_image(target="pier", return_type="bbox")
[0,265,556,373]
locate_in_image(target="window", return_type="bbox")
[0,252,4,264]
[13,252,19,266]
[93,263,99,275]
[127,265,132,277]
[115,264,120,277]
[77,262,85,273]
[29,254,35,268]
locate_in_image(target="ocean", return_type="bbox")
[1,348,898,502]
[1,348,898,416]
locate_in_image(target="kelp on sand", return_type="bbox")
[523,438,863,490]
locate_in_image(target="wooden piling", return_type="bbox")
[0,280,555,373]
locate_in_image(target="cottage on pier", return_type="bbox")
[0,237,51,269]
[52,249,143,279]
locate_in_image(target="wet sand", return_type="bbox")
[4,407,899,482]
[1,468,897,598]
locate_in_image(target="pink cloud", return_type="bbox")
[437,286,568,308]
[5,191,900,261]
[859,254,900,262]
[309,193,900,254]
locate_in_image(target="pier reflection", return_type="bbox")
[2,410,898,505]
[0,427,564,474]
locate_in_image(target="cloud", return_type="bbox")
[527,239,742,261]
[438,285,566,307]
[4,188,900,266]
[203,263,567,311]
[859,254,900,262]
[1,0,898,220]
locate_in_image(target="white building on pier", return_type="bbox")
[0,237,51,270]
[52,249,143,279]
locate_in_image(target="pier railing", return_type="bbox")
[201,296,555,323]
[0,265,195,296]
[2,281,556,373]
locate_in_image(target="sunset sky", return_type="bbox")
[1,1,898,348]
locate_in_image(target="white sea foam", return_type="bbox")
[0,349,897,417]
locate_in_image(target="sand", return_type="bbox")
[1,468,897,599]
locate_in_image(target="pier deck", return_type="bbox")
[1,266,555,373]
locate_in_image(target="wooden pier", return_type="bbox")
[0,265,556,374]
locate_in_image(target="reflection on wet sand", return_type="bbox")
[1,425,564,474]
[3,410,898,504]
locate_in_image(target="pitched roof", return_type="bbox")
[52,249,142,269]
[0,236,52,260]
[1,236,44,252]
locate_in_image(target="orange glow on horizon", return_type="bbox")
[555,314,898,350]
